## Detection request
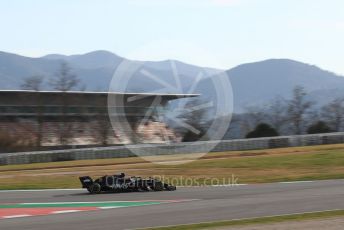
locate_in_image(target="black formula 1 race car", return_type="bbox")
[79,173,176,194]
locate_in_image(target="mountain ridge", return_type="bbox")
[0,50,343,112]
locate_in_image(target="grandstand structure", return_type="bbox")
[0,90,196,148]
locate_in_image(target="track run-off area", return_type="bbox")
[0,200,191,219]
[1,179,344,229]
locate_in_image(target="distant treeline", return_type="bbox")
[225,86,344,139]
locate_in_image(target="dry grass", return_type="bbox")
[1,144,344,189]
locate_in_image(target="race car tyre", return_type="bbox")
[140,186,150,191]
[88,183,101,194]
[165,185,177,191]
[151,181,164,191]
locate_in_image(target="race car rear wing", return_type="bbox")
[79,176,94,188]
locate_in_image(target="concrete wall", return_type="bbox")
[1,132,344,165]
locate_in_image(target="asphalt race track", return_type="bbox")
[1,179,344,230]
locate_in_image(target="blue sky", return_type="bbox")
[1,0,344,74]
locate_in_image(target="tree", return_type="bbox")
[241,105,267,135]
[307,121,332,134]
[245,105,266,126]
[321,98,344,132]
[287,86,314,135]
[246,123,279,138]
[21,75,44,91]
[21,75,45,148]
[49,62,80,145]
[50,62,80,92]
[223,113,242,139]
[268,97,288,133]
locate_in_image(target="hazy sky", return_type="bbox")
[1,0,344,74]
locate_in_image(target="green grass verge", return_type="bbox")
[146,210,344,230]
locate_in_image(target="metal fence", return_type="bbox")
[1,132,344,165]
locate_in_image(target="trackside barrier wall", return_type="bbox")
[1,132,344,165]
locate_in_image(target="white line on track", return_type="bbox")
[51,210,82,214]
[20,200,197,205]
[2,215,32,219]
[279,181,314,184]
[98,206,121,209]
